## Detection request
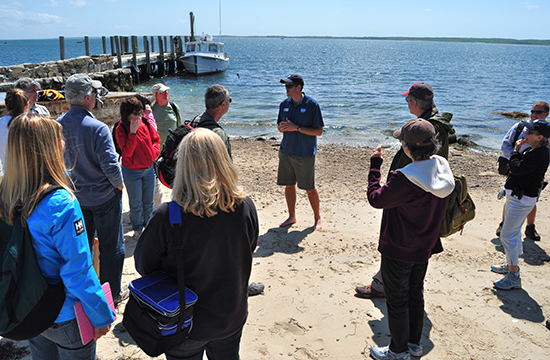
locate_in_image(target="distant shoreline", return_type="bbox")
[1,36,549,46]
[229,35,550,46]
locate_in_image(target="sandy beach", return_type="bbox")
[2,139,550,360]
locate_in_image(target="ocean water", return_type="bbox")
[2,37,550,151]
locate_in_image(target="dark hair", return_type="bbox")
[120,97,144,126]
[5,89,29,121]
[403,136,441,161]
[134,93,151,107]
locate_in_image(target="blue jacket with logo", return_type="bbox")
[27,189,115,328]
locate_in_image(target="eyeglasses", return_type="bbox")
[526,129,538,135]
[531,110,546,115]
[285,84,296,89]
[219,98,232,107]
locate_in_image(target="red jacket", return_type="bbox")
[115,119,160,170]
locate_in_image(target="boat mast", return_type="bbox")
[219,0,222,40]
[189,12,195,42]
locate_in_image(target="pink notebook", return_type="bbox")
[74,282,116,344]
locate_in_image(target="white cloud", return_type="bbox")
[426,8,432,11]
[46,0,59,6]
[527,4,539,10]
[69,0,87,7]
[0,8,62,25]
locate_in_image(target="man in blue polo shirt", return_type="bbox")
[277,74,324,230]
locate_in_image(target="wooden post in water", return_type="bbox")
[85,36,90,56]
[150,36,155,52]
[158,36,165,77]
[131,35,139,84]
[102,36,107,54]
[144,36,151,78]
[110,36,115,56]
[114,36,122,69]
[59,36,65,60]
[176,36,184,71]
[164,36,168,53]
[122,37,128,54]
[168,35,175,74]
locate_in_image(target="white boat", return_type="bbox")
[180,33,229,75]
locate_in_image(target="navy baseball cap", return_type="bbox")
[280,74,304,86]
[523,119,550,138]
[402,82,434,101]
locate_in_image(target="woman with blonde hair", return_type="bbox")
[0,88,29,175]
[0,114,115,359]
[134,128,259,360]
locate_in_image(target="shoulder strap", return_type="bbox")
[168,200,182,227]
[169,102,181,124]
[36,185,64,206]
[188,115,200,128]
[168,201,187,329]
[512,122,525,145]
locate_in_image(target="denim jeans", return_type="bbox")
[381,255,429,354]
[501,193,536,265]
[28,318,96,360]
[165,328,243,360]
[122,165,155,231]
[81,189,125,297]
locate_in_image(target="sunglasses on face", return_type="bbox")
[285,84,296,89]
[531,110,546,115]
[219,98,232,107]
[526,129,539,135]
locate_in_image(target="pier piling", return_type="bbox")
[59,36,65,60]
[85,36,90,56]
[114,36,122,69]
[102,36,107,54]
[158,36,165,77]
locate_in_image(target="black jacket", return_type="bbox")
[505,147,549,198]
[134,197,259,341]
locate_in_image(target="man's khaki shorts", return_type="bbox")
[277,152,315,190]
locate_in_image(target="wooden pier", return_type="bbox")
[59,35,187,82]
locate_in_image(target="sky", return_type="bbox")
[0,0,548,40]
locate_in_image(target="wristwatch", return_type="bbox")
[297,126,302,132]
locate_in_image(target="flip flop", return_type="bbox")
[355,285,385,299]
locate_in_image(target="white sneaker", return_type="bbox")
[490,263,509,274]
[370,345,410,360]
[407,342,423,357]
[494,272,521,290]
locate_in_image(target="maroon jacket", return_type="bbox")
[116,119,160,170]
[368,157,447,263]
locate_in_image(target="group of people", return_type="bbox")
[350,83,550,360]
[1,72,549,360]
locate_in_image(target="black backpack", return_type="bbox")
[153,124,194,189]
[0,186,66,340]
[112,117,152,157]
